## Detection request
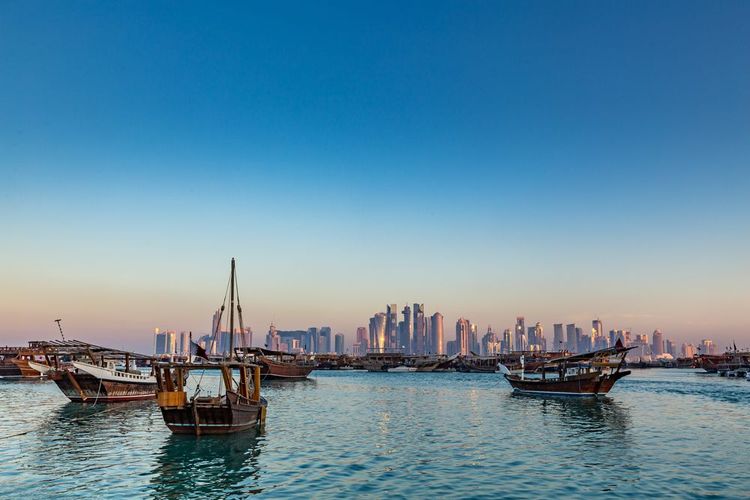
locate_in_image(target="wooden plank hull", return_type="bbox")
[50,370,157,402]
[505,370,631,396]
[0,362,22,378]
[160,394,267,435]
[259,358,314,380]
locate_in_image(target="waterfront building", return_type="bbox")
[502,328,512,354]
[575,327,583,352]
[553,324,564,351]
[430,312,444,355]
[481,327,501,355]
[470,323,479,354]
[592,318,603,341]
[456,318,470,355]
[266,324,281,351]
[446,340,458,356]
[534,322,545,351]
[369,313,387,352]
[515,317,525,351]
[155,329,177,355]
[356,327,369,355]
[400,305,412,353]
[652,330,664,356]
[413,304,426,354]
[307,327,319,353]
[178,331,188,355]
[579,334,591,353]
[682,343,696,357]
[665,339,676,357]
[386,304,398,350]
[527,327,536,348]
[320,326,332,353]
[566,324,577,352]
[211,308,222,337]
[701,339,715,355]
[334,333,345,355]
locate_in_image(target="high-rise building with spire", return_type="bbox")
[515,317,526,351]
[400,304,412,353]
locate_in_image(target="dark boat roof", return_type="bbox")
[155,361,260,369]
[235,347,301,357]
[26,339,153,360]
[546,343,636,364]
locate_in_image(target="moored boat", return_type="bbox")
[155,258,268,435]
[236,347,315,380]
[501,340,634,397]
[387,365,417,372]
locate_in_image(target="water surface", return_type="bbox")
[1,369,748,498]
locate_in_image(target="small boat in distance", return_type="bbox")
[155,258,267,435]
[501,340,635,397]
[236,347,315,381]
[387,365,417,372]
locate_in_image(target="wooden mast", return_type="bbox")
[229,258,236,361]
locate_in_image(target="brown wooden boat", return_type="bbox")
[155,361,267,435]
[0,345,51,378]
[155,258,268,435]
[502,341,634,397]
[236,347,315,380]
[26,339,157,402]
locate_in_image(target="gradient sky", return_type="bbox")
[2,1,749,353]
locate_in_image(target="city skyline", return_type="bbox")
[2,2,749,353]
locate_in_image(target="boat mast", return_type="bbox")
[228,258,236,361]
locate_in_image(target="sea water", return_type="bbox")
[1,369,748,498]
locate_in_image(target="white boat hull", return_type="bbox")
[72,361,156,384]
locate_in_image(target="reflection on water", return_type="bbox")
[151,432,265,498]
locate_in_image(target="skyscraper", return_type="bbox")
[400,304,412,353]
[320,326,332,353]
[413,303,425,354]
[502,328,512,353]
[515,317,525,351]
[565,324,577,352]
[592,318,603,342]
[470,323,479,354]
[356,326,368,354]
[553,324,564,352]
[652,329,664,356]
[334,333,345,355]
[212,308,222,337]
[266,323,280,351]
[456,318,470,355]
[430,312,444,355]
[179,331,188,355]
[307,327,319,353]
[386,304,398,350]
[369,313,387,352]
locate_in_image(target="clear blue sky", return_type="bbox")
[1,1,748,353]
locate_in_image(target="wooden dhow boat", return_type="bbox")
[500,340,635,397]
[27,339,157,402]
[155,258,267,435]
[236,347,315,381]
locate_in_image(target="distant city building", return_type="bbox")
[266,324,280,351]
[470,323,479,354]
[369,313,387,352]
[334,333,345,354]
[430,312,444,355]
[553,324,564,351]
[592,318,603,340]
[320,326,332,353]
[455,318,470,355]
[154,329,177,356]
[413,304,426,354]
[652,330,664,356]
[665,339,676,357]
[515,317,526,351]
[700,339,715,355]
[446,340,458,356]
[502,328,512,354]
[356,327,369,355]
[652,330,664,355]
[179,331,188,355]
[566,324,577,352]
[575,327,583,352]
[212,308,222,337]
[481,327,501,355]
[307,327,319,353]
[386,304,398,350]
[681,343,696,358]
[400,305,412,353]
